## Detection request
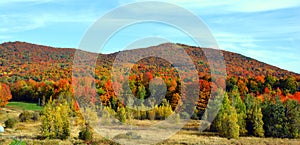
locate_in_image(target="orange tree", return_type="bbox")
[0,83,12,107]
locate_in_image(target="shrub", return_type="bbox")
[155,106,164,120]
[180,112,190,119]
[32,111,40,121]
[163,105,173,119]
[116,107,127,123]
[84,107,98,126]
[169,113,180,124]
[79,124,93,142]
[5,118,18,128]
[101,107,115,125]
[147,109,156,120]
[19,111,33,122]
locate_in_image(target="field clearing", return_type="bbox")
[6,102,42,111]
[1,104,300,145]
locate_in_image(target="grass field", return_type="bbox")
[6,102,42,111]
[1,104,300,145]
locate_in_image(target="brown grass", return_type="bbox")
[1,107,300,145]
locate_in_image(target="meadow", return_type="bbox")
[1,102,300,145]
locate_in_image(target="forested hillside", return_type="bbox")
[1,41,300,140]
[0,42,297,82]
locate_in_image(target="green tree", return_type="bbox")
[281,77,297,95]
[117,107,127,123]
[285,100,300,138]
[215,92,239,139]
[244,94,264,137]
[203,88,224,131]
[79,123,93,142]
[137,85,146,105]
[262,96,287,138]
[41,98,71,139]
[230,86,247,135]
[226,77,237,92]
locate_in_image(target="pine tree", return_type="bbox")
[230,86,247,135]
[285,99,300,138]
[117,107,127,123]
[60,102,71,139]
[137,85,146,105]
[252,102,264,137]
[262,95,287,137]
[244,94,264,137]
[41,98,56,139]
[226,107,240,139]
[215,92,239,139]
[206,89,224,132]
[41,98,71,139]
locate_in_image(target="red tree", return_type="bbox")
[0,83,12,107]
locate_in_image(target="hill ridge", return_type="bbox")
[0,41,298,82]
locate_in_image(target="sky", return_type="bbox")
[0,0,299,73]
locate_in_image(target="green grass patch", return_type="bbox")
[7,102,42,111]
[10,139,26,145]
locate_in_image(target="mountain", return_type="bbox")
[0,41,298,83]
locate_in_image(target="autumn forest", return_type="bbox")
[0,41,300,144]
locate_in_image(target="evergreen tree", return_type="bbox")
[215,92,240,139]
[226,107,240,139]
[41,98,55,138]
[230,86,247,135]
[244,94,264,137]
[285,100,300,138]
[204,88,224,131]
[137,85,146,105]
[41,98,71,139]
[262,96,287,138]
[117,107,127,123]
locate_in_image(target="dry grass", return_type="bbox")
[1,107,300,145]
[159,130,300,145]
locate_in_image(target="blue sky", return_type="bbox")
[0,0,299,73]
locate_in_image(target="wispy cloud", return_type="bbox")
[1,0,299,73]
[0,0,54,4]
[118,0,300,12]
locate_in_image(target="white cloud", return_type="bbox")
[0,0,59,6]
[118,0,300,12]
[229,0,300,12]
[0,11,97,33]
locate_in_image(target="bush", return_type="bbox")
[147,109,156,120]
[169,113,180,124]
[32,111,40,121]
[5,118,18,128]
[155,106,164,120]
[101,107,115,125]
[79,125,93,142]
[19,111,33,122]
[180,112,190,119]
[116,107,127,123]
